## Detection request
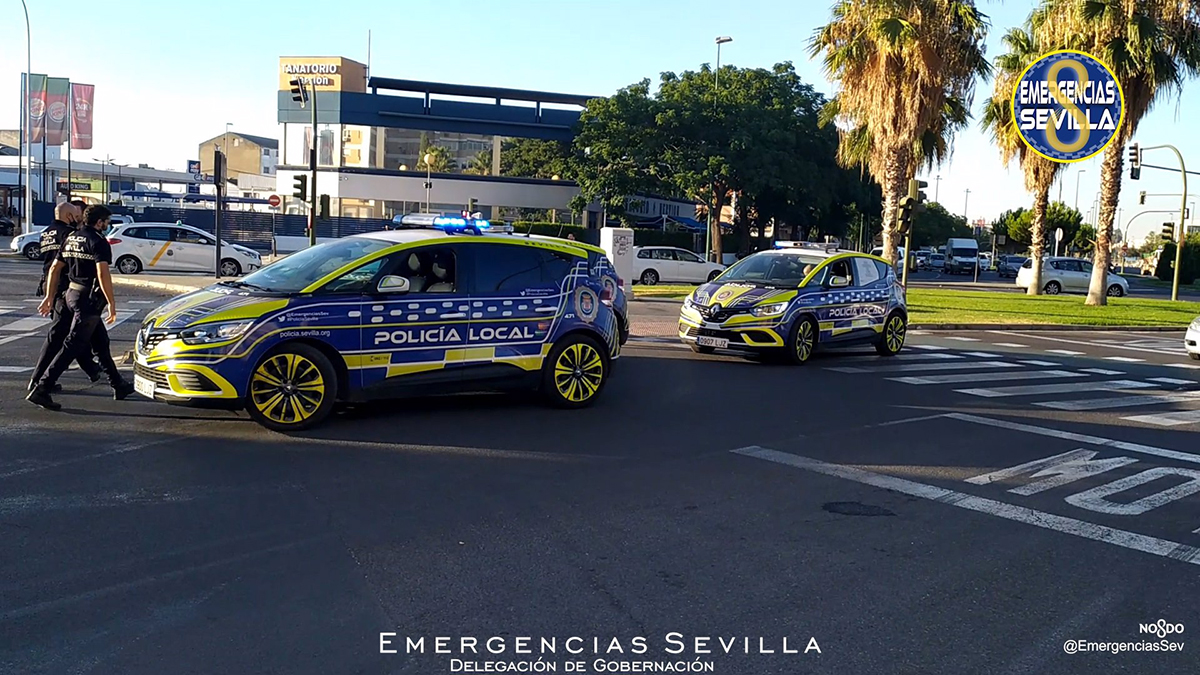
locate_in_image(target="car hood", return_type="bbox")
[691,282,793,309]
[143,285,288,331]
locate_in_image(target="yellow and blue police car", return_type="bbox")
[678,242,907,363]
[133,216,628,430]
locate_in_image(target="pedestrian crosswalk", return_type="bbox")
[825,347,1200,428]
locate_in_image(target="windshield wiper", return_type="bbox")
[220,280,274,293]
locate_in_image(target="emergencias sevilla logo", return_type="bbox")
[1012,50,1123,163]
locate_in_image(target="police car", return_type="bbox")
[133,215,628,430]
[678,242,907,363]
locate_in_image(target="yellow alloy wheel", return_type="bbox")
[250,353,325,425]
[886,315,906,352]
[794,319,815,363]
[553,342,605,403]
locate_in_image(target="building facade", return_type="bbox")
[198,132,279,181]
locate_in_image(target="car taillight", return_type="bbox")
[600,286,613,303]
[107,238,122,245]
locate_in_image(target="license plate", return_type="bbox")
[134,374,156,399]
[697,336,728,348]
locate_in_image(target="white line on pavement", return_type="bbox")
[1105,356,1145,363]
[1165,363,1200,370]
[944,337,981,342]
[731,446,1200,566]
[1036,391,1200,412]
[0,366,33,373]
[0,316,49,332]
[911,344,948,351]
[962,351,1002,358]
[991,343,1028,348]
[127,300,154,304]
[1148,377,1196,385]
[1122,409,1200,427]
[1080,368,1125,375]
[890,370,1084,386]
[1046,349,1086,356]
[838,352,962,362]
[1000,330,1189,357]
[0,332,38,346]
[828,361,1022,374]
[955,380,1159,398]
[1019,360,1061,367]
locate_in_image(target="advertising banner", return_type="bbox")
[24,73,48,144]
[44,78,70,146]
[70,83,95,150]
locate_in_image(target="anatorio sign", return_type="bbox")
[278,57,366,93]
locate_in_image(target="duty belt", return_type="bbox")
[68,281,91,292]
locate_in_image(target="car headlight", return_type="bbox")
[1191,317,1200,330]
[751,302,788,318]
[683,296,699,310]
[178,320,254,345]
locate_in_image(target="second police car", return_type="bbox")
[133,216,628,430]
[678,242,907,362]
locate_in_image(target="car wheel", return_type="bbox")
[707,270,721,282]
[542,334,608,408]
[641,269,659,286]
[1190,353,1200,361]
[220,258,242,277]
[1043,280,1062,295]
[785,315,818,365]
[1106,284,1125,297]
[116,255,142,275]
[245,343,337,432]
[23,243,40,260]
[689,344,715,354]
[875,313,907,356]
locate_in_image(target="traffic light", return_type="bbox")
[467,197,478,215]
[319,194,330,219]
[289,78,309,108]
[897,195,916,236]
[212,149,225,188]
[910,178,929,206]
[292,174,308,202]
[1139,190,1147,205]
[1129,142,1141,180]
[1163,223,1175,242]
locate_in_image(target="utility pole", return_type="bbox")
[309,83,319,247]
[934,174,941,203]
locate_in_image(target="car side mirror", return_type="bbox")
[827,275,850,289]
[199,239,210,246]
[376,275,410,294]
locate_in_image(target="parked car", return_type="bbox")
[1016,257,1129,297]
[633,246,725,285]
[928,253,946,271]
[915,250,931,269]
[1186,316,1200,361]
[997,255,1028,278]
[0,215,15,236]
[10,227,46,260]
[107,222,261,276]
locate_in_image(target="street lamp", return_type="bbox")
[934,174,941,203]
[706,35,733,263]
[20,0,32,233]
[1073,169,1086,210]
[92,155,111,202]
[398,164,408,171]
[224,122,232,172]
[423,152,433,213]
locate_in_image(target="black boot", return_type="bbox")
[113,380,135,401]
[26,386,62,411]
[27,380,62,393]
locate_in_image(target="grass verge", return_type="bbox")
[908,289,1200,327]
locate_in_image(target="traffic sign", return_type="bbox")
[268,194,282,208]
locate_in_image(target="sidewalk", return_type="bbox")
[111,273,213,295]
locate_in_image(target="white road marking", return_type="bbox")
[1105,356,1145,363]
[0,366,33,373]
[1046,349,1085,356]
[1066,467,1200,515]
[0,332,38,346]
[127,300,154,305]
[966,449,1137,496]
[1148,377,1196,385]
[962,351,1002,358]
[947,412,1200,465]
[890,370,1084,386]
[21,298,40,303]
[1019,360,1061,367]
[955,380,1159,398]
[1122,409,1200,427]
[838,352,962,362]
[1000,330,1189,357]
[0,308,16,316]
[991,343,1028,348]
[1080,368,1124,375]
[0,316,49,332]
[911,344,948,351]
[1164,363,1200,370]
[731,446,1200,566]
[828,361,1022,374]
[1036,391,1200,411]
[944,336,981,342]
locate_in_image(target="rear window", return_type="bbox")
[473,244,575,292]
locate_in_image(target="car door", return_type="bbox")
[465,241,574,383]
[651,248,681,282]
[171,226,215,272]
[135,226,181,272]
[814,257,859,342]
[674,248,708,282]
[1056,260,1083,290]
[852,257,892,338]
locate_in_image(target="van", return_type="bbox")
[945,238,979,275]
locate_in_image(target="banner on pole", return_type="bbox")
[24,74,48,144]
[70,83,95,150]
[45,78,71,146]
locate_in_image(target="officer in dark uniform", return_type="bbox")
[27,205,135,410]
[28,202,102,391]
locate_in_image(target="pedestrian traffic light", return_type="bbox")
[1129,142,1141,180]
[292,174,308,202]
[319,194,330,219]
[289,78,308,108]
[1163,223,1175,242]
[1139,190,1147,205]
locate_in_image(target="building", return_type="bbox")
[198,132,279,181]
[274,55,696,224]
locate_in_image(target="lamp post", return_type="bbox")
[20,0,32,232]
[224,122,232,172]
[423,152,433,213]
[1074,169,1086,210]
[92,155,111,202]
[705,35,733,263]
[934,174,941,203]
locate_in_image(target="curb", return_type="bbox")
[912,324,1185,332]
[111,276,205,295]
[631,296,685,304]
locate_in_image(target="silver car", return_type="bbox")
[1015,256,1129,297]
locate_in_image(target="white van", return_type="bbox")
[945,238,979,275]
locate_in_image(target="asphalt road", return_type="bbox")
[907,267,1200,300]
[2,254,1200,674]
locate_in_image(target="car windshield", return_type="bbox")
[718,252,826,287]
[237,237,392,293]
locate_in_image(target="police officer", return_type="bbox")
[28,202,102,391]
[27,205,134,410]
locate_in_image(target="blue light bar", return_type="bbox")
[393,213,502,235]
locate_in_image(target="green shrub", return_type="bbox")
[1155,234,1200,285]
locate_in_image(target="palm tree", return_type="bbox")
[417,145,454,173]
[464,149,492,176]
[1032,0,1200,305]
[981,26,1063,296]
[810,0,990,263]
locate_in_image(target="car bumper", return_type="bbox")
[1186,325,1200,356]
[678,316,785,351]
[133,356,242,407]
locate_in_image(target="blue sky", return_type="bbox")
[3,0,1198,244]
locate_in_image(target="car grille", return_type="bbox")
[694,305,747,323]
[134,363,219,392]
[138,328,168,355]
[135,362,169,387]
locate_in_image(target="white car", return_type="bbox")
[633,246,725,285]
[107,222,261,276]
[11,227,46,260]
[1187,316,1200,361]
[1015,256,1129,297]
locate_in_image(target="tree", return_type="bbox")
[1139,232,1164,257]
[911,202,972,248]
[1072,223,1098,254]
[981,25,1063,295]
[1033,0,1200,305]
[1155,235,1200,285]
[810,0,990,264]
[417,145,454,173]
[992,208,1027,247]
[464,149,492,176]
[1007,201,1082,253]
[501,139,571,179]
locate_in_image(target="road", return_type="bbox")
[2,256,1200,673]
